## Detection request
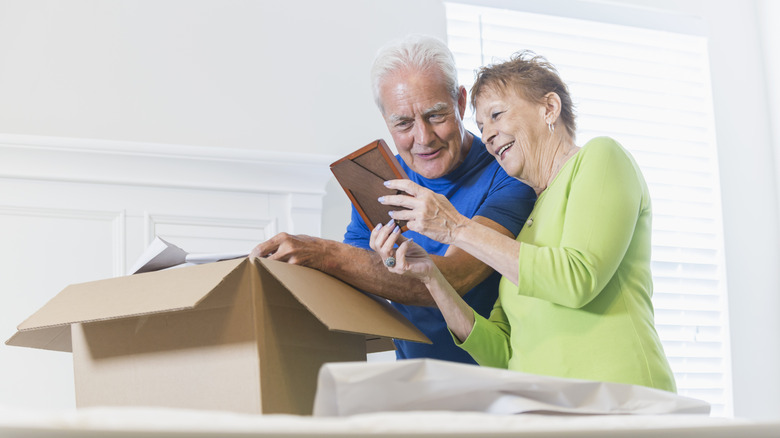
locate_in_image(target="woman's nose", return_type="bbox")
[482,127,497,147]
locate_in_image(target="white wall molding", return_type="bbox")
[144,213,277,246]
[0,205,123,221]
[0,205,126,277]
[0,133,337,196]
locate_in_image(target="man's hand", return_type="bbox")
[248,214,514,307]
[249,233,330,270]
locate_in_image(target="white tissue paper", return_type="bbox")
[313,359,710,417]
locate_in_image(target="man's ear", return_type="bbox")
[457,85,468,119]
[543,91,562,124]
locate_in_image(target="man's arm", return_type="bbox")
[250,216,513,307]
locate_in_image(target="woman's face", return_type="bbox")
[474,86,546,181]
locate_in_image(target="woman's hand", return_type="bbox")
[371,220,477,343]
[369,219,437,283]
[379,179,469,245]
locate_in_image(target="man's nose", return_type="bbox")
[413,121,435,146]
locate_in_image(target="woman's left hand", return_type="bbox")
[371,210,477,343]
[379,179,469,245]
[369,219,437,282]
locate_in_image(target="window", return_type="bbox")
[446,2,731,416]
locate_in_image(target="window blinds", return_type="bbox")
[445,2,731,416]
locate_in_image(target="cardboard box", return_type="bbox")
[6,257,429,415]
[330,139,410,231]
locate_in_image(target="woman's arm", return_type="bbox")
[383,140,647,308]
[381,179,523,285]
[250,215,513,307]
[370,207,515,364]
[419,264,476,342]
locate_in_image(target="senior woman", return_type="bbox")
[370,51,676,393]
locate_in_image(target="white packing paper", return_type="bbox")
[313,358,711,417]
[129,236,248,274]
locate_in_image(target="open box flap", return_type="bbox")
[256,258,430,345]
[6,258,248,351]
[7,257,429,352]
[5,325,72,352]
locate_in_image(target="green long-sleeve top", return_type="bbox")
[458,136,677,392]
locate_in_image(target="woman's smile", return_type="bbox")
[496,141,514,160]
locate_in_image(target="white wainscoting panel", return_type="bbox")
[145,212,275,254]
[0,133,335,411]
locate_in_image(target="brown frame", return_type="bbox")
[330,139,410,232]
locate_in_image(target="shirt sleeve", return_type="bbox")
[342,205,371,249]
[453,302,512,368]
[476,169,537,236]
[517,139,646,308]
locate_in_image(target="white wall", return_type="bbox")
[1,0,779,422]
[0,0,447,412]
[0,0,448,243]
[758,0,780,225]
[0,0,446,156]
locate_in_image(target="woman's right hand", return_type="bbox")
[371,219,477,341]
[369,219,437,283]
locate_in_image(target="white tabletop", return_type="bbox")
[1,406,778,438]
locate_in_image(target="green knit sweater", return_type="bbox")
[457,136,676,392]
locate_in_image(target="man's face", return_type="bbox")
[378,68,469,179]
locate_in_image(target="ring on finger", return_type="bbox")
[384,256,396,268]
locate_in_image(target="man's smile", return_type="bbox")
[415,148,443,159]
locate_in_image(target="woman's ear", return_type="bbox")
[543,92,562,124]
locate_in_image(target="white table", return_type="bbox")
[1,407,778,438]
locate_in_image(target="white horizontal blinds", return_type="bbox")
[446,3,731,417]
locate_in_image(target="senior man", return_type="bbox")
[250,35,536,363]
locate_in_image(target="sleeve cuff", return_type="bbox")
[450,308,487,348]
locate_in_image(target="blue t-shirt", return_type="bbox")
[343,134,536,363]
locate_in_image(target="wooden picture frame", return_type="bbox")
[330,139,410,232]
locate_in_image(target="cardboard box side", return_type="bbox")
[252,264,365,415]
[366,336,397,353]
[73,264,263,413]
[256,258,430,344]
[8,259,248,352]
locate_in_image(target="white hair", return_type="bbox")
[370,34,460,113]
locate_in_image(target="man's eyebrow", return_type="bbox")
[388,113,411,124]
[423,102,450,116]
[388,102,451,124]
